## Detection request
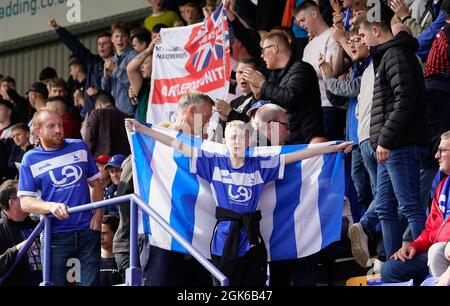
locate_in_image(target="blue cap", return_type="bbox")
[246,100,270,116]
[105,154,126,169]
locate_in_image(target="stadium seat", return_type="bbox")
[420,277,439,286]
[379,279,414,286]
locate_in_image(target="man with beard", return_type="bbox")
[17,107,103,286]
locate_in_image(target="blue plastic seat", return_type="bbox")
[379,279,414,286]
[420,277,439,286]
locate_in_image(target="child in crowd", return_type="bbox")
[126,118,352,286]
[99,215,123,286]
[103,154,126,217]
[7,123,33,178]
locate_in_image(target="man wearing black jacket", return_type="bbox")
[358,11,429,259]
[223,2,326,145]
[0,180,41,286]
[48,19,113,117]
[242,31,327,145]
[0,76,29,124]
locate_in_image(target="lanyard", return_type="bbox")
[438,177,450,218]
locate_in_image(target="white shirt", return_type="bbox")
[355,61,375,143]
[303,28,340,108]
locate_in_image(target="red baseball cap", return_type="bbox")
[95,155,111,164]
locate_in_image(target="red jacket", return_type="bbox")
[410,176,450,253]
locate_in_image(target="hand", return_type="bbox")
[202,6,212,19]
[49,202,69,220]
[331,24,347,45]
[390,0,411,20]
[89,214,102,231]
[73,89,84,107]
[173,20,185,27]
[337,141,353,153]
[15,239,38,252]
[330,0,343,13]
[104,58,117,73]
[15,240,28,251]
[391,14,402,27]
[86,87,98,97]
[128,86,137,105]
[437,268,450,286]
[250,83,262,100]
[223,0,236,20]
[242,68,266,88]
[376,145,390,163]
[125,118,146,134]
[104,66,112,79]
[0,87,10,101]
[391,245,416,262]
[48,18,60,29]
[148,35,161,52]
[318,54,333,80]
[215,99,232,118]
[332,12,344,27]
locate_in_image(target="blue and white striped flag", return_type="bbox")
[130,125,345,261]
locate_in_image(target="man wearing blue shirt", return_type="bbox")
[17,107,103,286]
[101,21,138,116]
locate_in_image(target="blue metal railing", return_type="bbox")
[0,194,228,286]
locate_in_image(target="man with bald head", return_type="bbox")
[251,101,319,286]
[242,30,326,146]
[139,90,214,286]
[252,103,290,146]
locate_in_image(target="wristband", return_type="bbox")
[401,15,412,23]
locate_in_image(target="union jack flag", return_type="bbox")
[185,4,228,73]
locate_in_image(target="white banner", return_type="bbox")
[147,5,230,124]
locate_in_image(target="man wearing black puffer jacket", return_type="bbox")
[358,10,430,260]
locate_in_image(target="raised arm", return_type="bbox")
[285,141,352,164]
[127,38,158,95]
[125,119,193,157]
[49,19,96,64]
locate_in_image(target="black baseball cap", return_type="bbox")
[27,82,49,98]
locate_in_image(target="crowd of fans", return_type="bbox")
[1,0,450,286]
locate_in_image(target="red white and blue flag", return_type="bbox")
[147,5,231,124]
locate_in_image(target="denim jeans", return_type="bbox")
[381,253,429,284]
[359,140,379,235]
[351,145,373,215]
[375,146,427,258]
[44,229,101,286]
[402,167,437,242]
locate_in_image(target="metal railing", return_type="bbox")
[0,194,228,286]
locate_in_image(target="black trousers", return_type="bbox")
[212,243,267,286]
